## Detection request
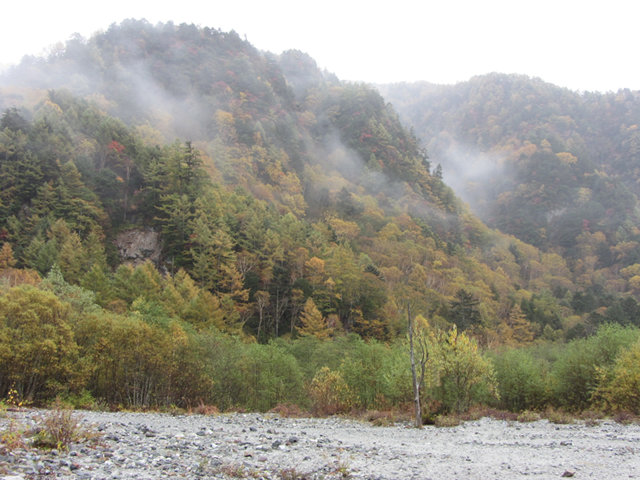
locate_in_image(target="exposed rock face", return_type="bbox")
[114,229,161,266]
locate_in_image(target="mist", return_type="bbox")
[0,19,464,241]
[437,142,507,217]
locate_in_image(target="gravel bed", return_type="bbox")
[1,409,639,479]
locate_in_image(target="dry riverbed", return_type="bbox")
[1,408,640,479]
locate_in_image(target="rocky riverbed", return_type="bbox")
[1,409,640,479]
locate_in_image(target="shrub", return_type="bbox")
[308,367,353,416]
[550,324,639,410]
[31,402,98,450]
[55,389,98,410]
[0,286,85,403]
[191,401,220,416]
[238,343,304,411]
[517,410,541,422]
[433,414,462,427]
[613,411,638,424]
[493,348,549,411]
[544,407,574,424]
[268,403,304,418]
[339,340,391,410]
[597,340,640,414]
[0,419,26,452]
[431,327,498,413]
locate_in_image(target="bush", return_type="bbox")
[0,286,85,403]
[597,340,640,414]
[54,389,98,410]
[31,401,98,450]
[516,410,541,422]
[268,403,304,418]
[544,407,574,424]
[0,419,26,452]
[430,327,498,413]
[433,414,462,427]
[493,348,549,411]
[238,343,304,411]
[550,324,639,410]
[308,367,353,416]
[339,340,390,410]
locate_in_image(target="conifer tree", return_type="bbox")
[0,242,16,270]
[297,297,332,339]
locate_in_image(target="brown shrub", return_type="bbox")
[269,403,305,418]
[193,403,220,416]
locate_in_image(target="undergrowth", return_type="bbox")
[0,400,98,452]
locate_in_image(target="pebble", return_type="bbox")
[0,410,638,479]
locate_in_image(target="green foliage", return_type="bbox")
[40,264,100,315]
[339,340,391,410]
[431,327,498,413]
[449,289,481,331]
[237,343,304,411]
[492,348,549,411]
[0,286,84,402]
[550,324,640,410]
[595,340,640,413]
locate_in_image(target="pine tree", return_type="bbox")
[0,242,17,270]
[297,297,332,339]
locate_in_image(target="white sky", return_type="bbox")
[1,0,638,93]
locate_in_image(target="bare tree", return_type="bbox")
[255,290,270,340]
[407,303,422,428]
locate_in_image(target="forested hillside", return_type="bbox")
[1,21,639,416]
[381,76,640,332]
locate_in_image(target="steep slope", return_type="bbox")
[380,75,640,315]
[3,21,625,345]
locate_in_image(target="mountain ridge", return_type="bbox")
[0,19,581,345]
[2,20,640,414]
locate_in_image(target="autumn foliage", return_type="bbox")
[1,21,640,417]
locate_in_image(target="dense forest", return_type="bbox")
[381,77,640,308]
[0,21,639,419]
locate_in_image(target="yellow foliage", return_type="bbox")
[308,367,353,416]
[597,341,640,414]
[556,152,578,165]
[297,298,332,340]
[327,216,361,241]
[628,275,640,293]
[540,139,552,152]
[214,109,237,143]
[620,264,640,279]
[305,257,326,285]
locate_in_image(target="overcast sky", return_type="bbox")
[2,0,638,93]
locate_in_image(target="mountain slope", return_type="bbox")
[380,75,640,310]
[3,21,633,346]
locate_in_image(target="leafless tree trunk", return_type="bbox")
[255,290,269,340]
[408,303,422,428]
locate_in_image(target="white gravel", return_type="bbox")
[2,409,640,479]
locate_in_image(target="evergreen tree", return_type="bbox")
[449,289,481,331]
[297,297,332,339]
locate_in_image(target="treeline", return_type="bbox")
[1,267,639,417]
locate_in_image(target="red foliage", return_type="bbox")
[108,140,125,154]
